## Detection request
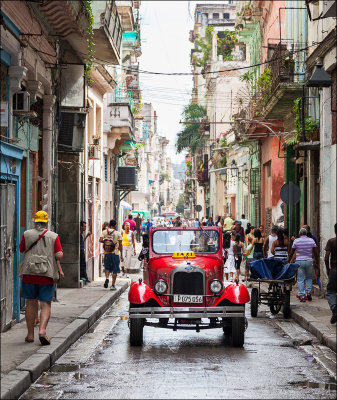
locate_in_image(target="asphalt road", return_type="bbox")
[21,291,336,399]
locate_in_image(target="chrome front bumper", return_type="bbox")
[129,306,245,319]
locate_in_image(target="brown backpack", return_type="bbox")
[103,229,116,253]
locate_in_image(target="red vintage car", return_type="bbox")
[128,226,250,347]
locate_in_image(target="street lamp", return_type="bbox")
[230,160,238,178]
[306,59,333,88]
[220,168,227,182]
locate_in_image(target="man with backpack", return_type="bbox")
[19,211,63,345]
[99,219,123,290]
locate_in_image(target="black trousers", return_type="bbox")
[80,251,88,279]
[135,228,141,242]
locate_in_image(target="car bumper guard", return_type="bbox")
[129,306,245,319]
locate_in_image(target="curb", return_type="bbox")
[250,282,336,353]
[0,281,129,400]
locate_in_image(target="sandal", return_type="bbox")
[39,335,51,346]
[25,337,34,343]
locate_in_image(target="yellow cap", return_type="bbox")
[34,210,48,223]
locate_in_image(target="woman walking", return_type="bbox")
[271,228,289,261]
[121,222,136,278]
[252,228,264,260]
[233,234,245,281]
[246,225,255,247]
[289,228,319,302]
[223,231,236,281]
[244,236,254,282]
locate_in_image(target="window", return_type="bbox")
[109,158,113,183]
[202,13,208,18]
[223,13,230,19]
[104,155,108,182]
[213,13,219,19]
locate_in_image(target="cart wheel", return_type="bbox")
[283,291,291,319]
[251,288,258,317]
[231,317,245,347]
[270,303,282,314]
[130,318,144,346]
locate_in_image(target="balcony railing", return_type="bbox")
[207,18,235,25]
[92,0,122,64]
[105,103,134,138]
[269,42,306,94]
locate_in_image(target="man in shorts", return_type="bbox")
[19,211,64,345]
[99,219,123,290]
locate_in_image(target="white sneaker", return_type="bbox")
[110,285,116,291]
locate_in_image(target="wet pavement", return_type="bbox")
[20,291,336,399]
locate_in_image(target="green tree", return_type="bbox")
[176,193,185,215]
[217,30,236,61]
[176,103,207,155]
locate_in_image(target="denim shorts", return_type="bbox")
[21,282,55,302]
[104,253,120,274]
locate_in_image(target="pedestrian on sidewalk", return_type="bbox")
[289,228,319,302]
[80,221,91,283]
[100,220,123,290]
[263,225,278,258]
[121,222,136,277]
[123,214,136,231]
[233,220,245,242]
[134,213,142,243]
[19,211,64,345]
[224,214,233,232]
[324,223,337,324]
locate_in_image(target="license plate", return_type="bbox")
[173,294,203,303]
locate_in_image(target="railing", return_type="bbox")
[207,18,235,25]
[104,0,123,52]
[269,42,306,94]
[106,103,134,132]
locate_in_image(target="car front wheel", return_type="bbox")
[231,317,245,347]
[130,318,144,346]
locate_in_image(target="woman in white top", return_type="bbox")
[121,222,136,277]
[223,231,237,281]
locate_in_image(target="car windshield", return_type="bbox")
[152,229,219,254]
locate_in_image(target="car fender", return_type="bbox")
[214,283,250,305]
[128,281,163,306]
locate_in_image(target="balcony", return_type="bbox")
[263,42,305,119]
[104,103,134,143]
[116,0,134,31]
[92,0,122,64]
[37,1,122,65]
[207,18,235,26]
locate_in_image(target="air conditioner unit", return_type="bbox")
[117,166,138,188]
[13,91,30,112]
[88,144,100,159]
[58,111,86,152]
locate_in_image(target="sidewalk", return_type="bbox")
[249,281,337,353]
[1,253,141,400]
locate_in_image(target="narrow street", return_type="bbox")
[20,290,336,400]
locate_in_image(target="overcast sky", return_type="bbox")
[139,1,199,162]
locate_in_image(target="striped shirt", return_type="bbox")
[292,236,316,261]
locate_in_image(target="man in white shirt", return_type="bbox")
[240,214,249,231]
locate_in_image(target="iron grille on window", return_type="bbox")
[250,168,260,195]
[104,155,108,182]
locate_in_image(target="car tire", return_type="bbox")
[250,288,258,317]
[222,318,231,336]
[130,318,144,346]
[231,317,245,347]
[283,291,291,319]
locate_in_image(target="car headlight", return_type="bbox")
[209,279,223,294]
[154,279,168,294]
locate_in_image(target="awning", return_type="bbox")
[149,179,155,184]
[120,200,132,210]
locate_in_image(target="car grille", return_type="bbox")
[172,272,204,295]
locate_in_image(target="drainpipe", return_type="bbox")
[26,124,31,229]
